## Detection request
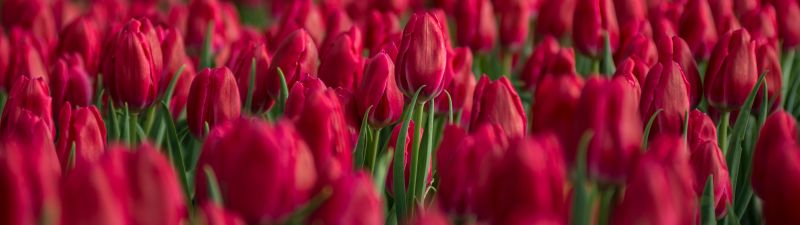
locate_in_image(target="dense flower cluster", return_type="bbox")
[1,0,799,224]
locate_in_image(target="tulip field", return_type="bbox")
[3,0,800,224]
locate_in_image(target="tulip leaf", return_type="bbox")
[726,204,742,225]
[200,22,215,70]
[159,101,191,202]
[414,97,435,203]
[408,100,427,207]
[122,104,131,145]
[67,142,76,171]
[780,50,795,104]
[783,50,800,110]
[271,67,290,118]
[203,165,224,206]
[573,130,594,225]
[393,85,425,223]
[354,106,373,170]
[444,90,454,124]
[373,149,394,196]
[244,58,256,114]
[727,73,766,194]
[601,32,616,76]
[701,175,717,225]
[682,110,690,139]
[278,186,333,225]
[641,109,663,150]
[108,102,120,140]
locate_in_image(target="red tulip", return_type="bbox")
[520,37,577,91]
[614,58,645,102]
[228,42,273,113]
[648,2,681,38]
[705,29,758,112]
[386,121,431,195]
[57,17,101,75]
[56,102,106,173]
[435,48,476,121]
[753,42,782,113]
[497,0,532,49]
[615,20,657,66]
[687,109,717,149]
[656,35,702,107]
[437,124,508,214]
[573,0,620,57]
[5,29,48,90]
[270,0,325,47]
[410,207,452,225]
[570,76,642,182]
[1,76,53,137]
[614,0,647,23]
[372,0,410,14]
[741,5,779,43]
[471,75,527,137]
[323,9,354,46]
[678,0,718,59]
[0,31,9,83]
[689,140,733,218]
[363,10,401,52]
[0,0,57,47]
[284,75,328,118]
[267,29,319,99]
[318,27,364,90]
[456,0,497,52]
[612,135,698,225]
[751,110,800,224]
[197,202,245,225]
[769,0,800,48]
[640,61,691,136]
[61,154,127,225]
[159,28,197,118]
[396,12,448,101]
[530,73,584,143]
[101,18,163,110]
[478,134,567,224]
[50,55,93,114]
[196,118,317,223]
[535,0,576,39]
[186,0,241,64]
[294,90,354,183]
[310,172,384,225]
[356,53,404,128]
[187,67,242,137]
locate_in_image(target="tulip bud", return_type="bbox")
[686,109,717,148]
[56,102,106,172]
[497,0,531,49]
[612,135,698,225]
[753,42,782,113]
[186,0,241,64]
[294,90,354,183]
[741,6,779,43]
[267,29,319,99]
[310,172,384,225]
[323,9,354,46]
[771,0,800,48]
[101,18,163,110]
[270,0,325,48]
[435,48,476,120]
[50,56,93,114]
[570,76,642,181]
[363,10,401,52]
[187,67,242,137]
[1,76,53,137]
[614,58,645,102]
[530,74,584,143]
[318,27,364,90]
[615,20,657,68]
[57,17,101,75]
[751,110,800,223]
[196,119,317,223]
[5,29,48,89]
[198,202,246,225]
[520,37,578,91]
[396,12,448,101]
[284,75,328,118]
[227,42,273,113]
[678,0,718,59]
[456,0,498,52]
[478,134,567,224]
[356,53,404,128]
[437,124,508,214]
[657,35,702,107]
[640,61,691,136]
[0,0,57,47]
[471,75,527,137]
[61,155,127,225]
[536,0,576,39]
[648,2,681,38]
[614,0,647,23]
[689,140,733,218]
[573,0,620,57]
[705,29,758,112]
[160,28,197,118]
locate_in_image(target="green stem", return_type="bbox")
[719,112,730,155]
[407,101,426,208]
[143,106,157,135]
[367,127,382,172]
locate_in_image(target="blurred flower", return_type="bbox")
[56,103,106,173]
[57,17,101,75]
[50,55,93,114]
[753,42,782,113]
[520,37,577,91]
[471,75,527,137]
[640,61,691,136]
[687,109,717,150]
[270,0,325,48]
[751,110,800,224]
[614,0,647,23]
[1,76,53,138]
[769,0,800,48]
[310,172,384,225]
[741,5,778,43]
[615,20,657,69]
[294,90,354,183]
[356,53,404,128]
[678,0,718,59]
[196,118,317,223]
[530,73,584,144]
[318,27,364,90]
[362,10,401,52]
[497,0,531,49]
[186,0,241,65]
[267,29,319,99]
[228,42,273,113]
[456,0,497,52]
[573,0,619,57]
[5,29,48,90]
[689,140,733,219]
[187,67,242,137]
[435,48,476,122]
[159,28,197,118]
[386,121,430,195]
[198,202,246,225]
[0,0,57,47]
[396,12,448,101]
[705,29,758,112]
[614,58,645,101]
[410,206,452,225]
[101,18,163,110]
[535,0,576,39]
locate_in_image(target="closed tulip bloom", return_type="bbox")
[678,0,718,59]
[228,42,273,113]
[648,2,681,38]
[267,29,319,99]
[323,10,354,46]
[753,42,782,113]
[741,6,778,43]
[101,18,163,110]
[284,75,327,119]
[657,35,702,107]
[437,124,508,214]
[687,109,717,149]
[435,48,476,120]
[196,119,317,223]
[614,58,645,101]
[573,0,620,57]
[520,37,578,91]
[4,29,48,89]
[570,76,642,181]
[187,67,242,137]
[536,0,576,39]
[363,10,401,52]
[270,0,325,47]
[497,0,531,49]
[705,29,758,112]
[373,0,409,14]
[356,53,404,128]
[770,0,800,48]
[396,12,448,101]
[294,90,353,183]
[615,21,657,68]
[640,61,691,136]
[61,155,127,225]
[614,0,647,23]
[1,76,53,137]
[612,135,698,225]
[531,74,585,143]
[752,110,798,199]
[57,17,101,75]
[310,172,384,225]
[160,28,197,118]
[478,134,567,224]
[456,0,497,52]
[186,0,240,63]
[0,0,57,47]
[50,56,93,114]
[56,103,106,172]
[198,203,246,225]
[318,27,364,90]
[689,140,733,218]
[471,75,527,137]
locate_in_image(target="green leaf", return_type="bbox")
[727,73,766,193]
[393,86,426,223]
[414,97,435,204]
[161,64,186,107]
[270,67,290,118]
[373,149,394,196]
[199,22,215,70]
[784,50,800,109]
[159,102,191,203]
[67,142,76,170]
[682,110,690,139]
[203,165,224,206]
[444,90,454,124]
[408,100,426,207]
[108,102,120,140]
[244,58,256,114]
[781,50,795,103]
[123,104,131,145]
[701,175,717,225]
[726,204,742,225]
[572,131,594,225]
[642,109,663,150]
[601,32,616,76]
[354,106,373,170]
